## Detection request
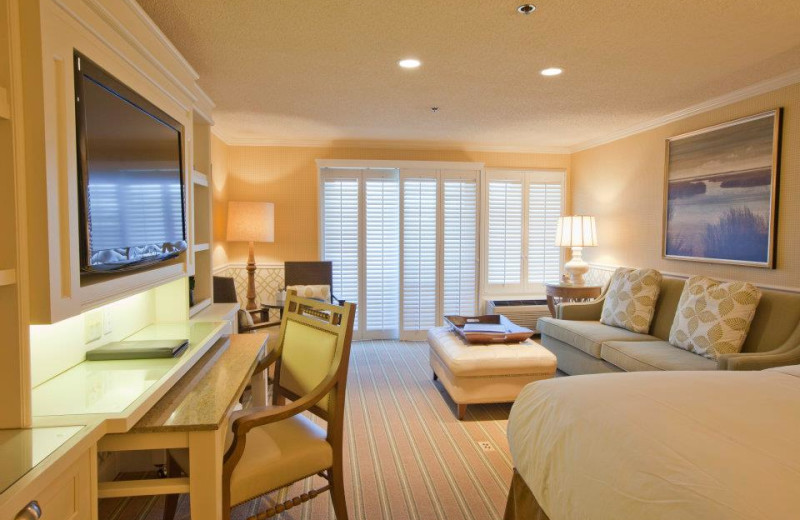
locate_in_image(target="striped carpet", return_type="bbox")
[100,340,515,520]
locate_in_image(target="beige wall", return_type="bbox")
[212,144,571,265]
[572,82,800,288]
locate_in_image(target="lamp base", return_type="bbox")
[564,247,589,285]
[245,241,258,310]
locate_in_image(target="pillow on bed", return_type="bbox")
[600,268,662,333]
[669,276,761,360]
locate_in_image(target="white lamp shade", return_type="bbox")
[226,201,275,243]
[555,215,598,247]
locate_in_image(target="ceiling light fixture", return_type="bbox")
[540,67,563,76]
[517,4,536,15]
[398,58,421,69]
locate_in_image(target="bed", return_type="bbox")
[505,365,800,520]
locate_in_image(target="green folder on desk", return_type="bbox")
[86,339,189,361]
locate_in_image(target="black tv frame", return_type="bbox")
[73,50,187,274]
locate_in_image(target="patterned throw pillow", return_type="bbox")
[287,284,331,302]
[600,268,663,333]
[669,276,762,360]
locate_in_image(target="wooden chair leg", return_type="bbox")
[457,404,467,420]
[162,453,181,520]
[329,462,349,520]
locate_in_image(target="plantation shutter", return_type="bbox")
[442,174,478,316]
[527,182,563,284]
[321,176,360,330]
[401,175,439,337]
[364,173,400,337]
[486,178,523,287]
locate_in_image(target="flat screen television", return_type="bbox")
[74,51,187,273]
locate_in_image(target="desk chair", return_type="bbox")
[165,294,356,520]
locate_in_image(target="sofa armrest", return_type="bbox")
[556,295,605,321]
[717,345,800,371]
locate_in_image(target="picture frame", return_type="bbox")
[663,109,782,268]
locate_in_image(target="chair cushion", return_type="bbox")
[537,318,657,359]
[601,340,717,372]
[170,414,332,507]
[600,267,662,333]
[669,276,762,360]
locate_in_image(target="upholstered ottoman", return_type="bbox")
[427,326,557,419]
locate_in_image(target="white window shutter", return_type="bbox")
[322,176,360,330]
[364,175,400,336]
[486,179,523,286]
[527,183,563,284]
[402,177,438,335]
[443,177,478,316]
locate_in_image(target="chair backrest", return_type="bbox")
[272,293,356,427]
[284,261,334,298]
[213,276,239,304]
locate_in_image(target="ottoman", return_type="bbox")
[427,326,557,419]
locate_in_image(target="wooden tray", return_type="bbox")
[443,315,534,345]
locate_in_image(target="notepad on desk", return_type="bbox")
[86,339,189,361]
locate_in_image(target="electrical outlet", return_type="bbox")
[85,312,102,343]
[478,441,495,452]
[103,309,112,335]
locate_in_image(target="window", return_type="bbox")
[321,176,361,329]
[320,164,480,340]
[484,170,564,295]
[401,175,438,336]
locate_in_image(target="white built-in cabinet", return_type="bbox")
[20,0,216,325]
[0,1,217,516]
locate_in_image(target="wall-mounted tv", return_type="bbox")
[74,50,187,273]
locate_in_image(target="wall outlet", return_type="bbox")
[102,309,112,335]
[478,441,495,452]
[85,312,102,343]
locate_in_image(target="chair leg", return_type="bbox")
[162,453,181,520]
[329,463,349,520]
[457,404,467,420]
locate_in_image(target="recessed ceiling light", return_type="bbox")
[517,4,536,15]
[540,67,563,76]
[398,58,421,69]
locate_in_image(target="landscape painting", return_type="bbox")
[664,109,781,267]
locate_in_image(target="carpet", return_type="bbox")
[99,340,514,520]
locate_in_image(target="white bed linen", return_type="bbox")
[508,367,800,520]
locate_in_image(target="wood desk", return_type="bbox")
[98,333,268,520]
[545,283,602,317]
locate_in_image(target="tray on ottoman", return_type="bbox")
[444,314,534,344]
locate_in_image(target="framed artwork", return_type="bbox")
[663,109,782,268]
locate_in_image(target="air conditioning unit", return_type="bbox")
[486,299,550,332]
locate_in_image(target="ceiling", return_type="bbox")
[136,0,800,151]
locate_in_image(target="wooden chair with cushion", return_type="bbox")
[164,293,356,520]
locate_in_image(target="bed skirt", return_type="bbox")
[504,469,551,520]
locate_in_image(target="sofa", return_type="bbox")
[537,276,800,374]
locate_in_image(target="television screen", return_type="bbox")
[75,51,187,272]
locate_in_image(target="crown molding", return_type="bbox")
[210,128,571,155]
[570,68,800,153]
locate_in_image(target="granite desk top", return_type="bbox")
[131,333,268,432]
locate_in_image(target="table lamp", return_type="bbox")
[555,215,598,285]
[226,201,275,310]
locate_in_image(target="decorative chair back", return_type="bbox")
[272,293,356,422]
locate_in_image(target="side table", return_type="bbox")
[545,283,602,317]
